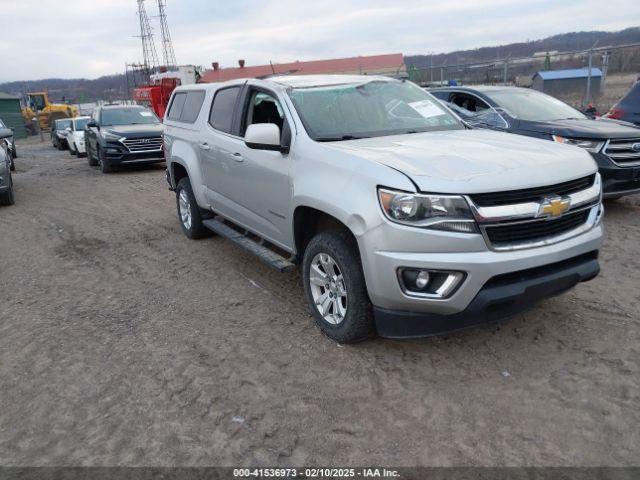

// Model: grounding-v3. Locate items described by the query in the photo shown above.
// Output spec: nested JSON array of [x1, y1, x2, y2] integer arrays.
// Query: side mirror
[[0, 128, 12, 139], [65, 127, 72, 132], [86, 120, 98, 129], [245, 123, 282, 152]]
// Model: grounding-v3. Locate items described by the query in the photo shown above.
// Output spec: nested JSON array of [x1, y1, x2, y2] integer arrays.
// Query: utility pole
[[157, 0, 177, 68], [136, 0, 159, 77], [585, 40, 599, 107], [430, 51, 434, 83]]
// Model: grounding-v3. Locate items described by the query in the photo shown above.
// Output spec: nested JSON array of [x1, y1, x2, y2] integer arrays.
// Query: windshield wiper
[[316, 135, 370, 142]]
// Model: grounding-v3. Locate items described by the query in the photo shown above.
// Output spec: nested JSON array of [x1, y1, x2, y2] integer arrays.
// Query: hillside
[[406, 27, 640, 68]]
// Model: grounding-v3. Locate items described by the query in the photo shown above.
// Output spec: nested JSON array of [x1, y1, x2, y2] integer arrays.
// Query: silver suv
[[163, 75, 603, 343]]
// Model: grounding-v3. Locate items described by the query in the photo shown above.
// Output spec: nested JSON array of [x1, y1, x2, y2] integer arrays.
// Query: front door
[[200, 86, 293, 248]]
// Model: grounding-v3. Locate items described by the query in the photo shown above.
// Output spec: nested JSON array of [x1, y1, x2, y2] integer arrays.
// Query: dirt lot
[[0, 137, 639, 467]]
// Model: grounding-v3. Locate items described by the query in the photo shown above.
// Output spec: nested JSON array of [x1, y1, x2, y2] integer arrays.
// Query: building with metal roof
[[532, 68, 602, 97], [0, 92, 27, 139], [199, 53, 406, 83]]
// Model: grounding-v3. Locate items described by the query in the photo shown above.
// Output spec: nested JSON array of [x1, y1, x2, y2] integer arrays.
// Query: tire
[[0, 172, 15, 206], [97, 146, 112, 173], [69, 143, 77, 156], [87, 143, 99, 166], [175, 177, 210, 239], [12, 147, 17, 159], [9, 152, 15, 171], [302, 230, 374, 343]]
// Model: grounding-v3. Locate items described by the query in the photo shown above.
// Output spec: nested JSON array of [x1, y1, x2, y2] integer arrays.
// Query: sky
[[0, 0, 638, 82]]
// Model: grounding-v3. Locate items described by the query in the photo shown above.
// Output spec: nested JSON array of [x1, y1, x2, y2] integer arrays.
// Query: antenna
[[157, 0, 177, 68], [136, 0, 159, 73]]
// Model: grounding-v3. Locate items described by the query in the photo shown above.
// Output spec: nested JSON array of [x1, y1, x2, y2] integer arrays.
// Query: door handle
[[232, 152, 244, 162], [199, 142, 211, 151]]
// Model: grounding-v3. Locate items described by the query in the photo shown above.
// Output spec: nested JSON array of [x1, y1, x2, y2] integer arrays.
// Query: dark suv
[[431, 86, 640, 199], [84, 105, 164, 173]]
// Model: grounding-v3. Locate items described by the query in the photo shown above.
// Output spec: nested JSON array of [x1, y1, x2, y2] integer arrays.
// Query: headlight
[[552, 136, 604, 153], [378, 188, 478, 233], [102, 131, 123, 141]]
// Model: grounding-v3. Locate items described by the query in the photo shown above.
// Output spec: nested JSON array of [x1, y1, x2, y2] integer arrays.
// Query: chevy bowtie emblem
[[537, 196, 571, 218], [631, 143, 640, 153]]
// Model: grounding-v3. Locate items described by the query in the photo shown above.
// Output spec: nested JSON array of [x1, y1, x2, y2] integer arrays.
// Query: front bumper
[[375, 251, 600, 338], [592, 152, 640, 198]]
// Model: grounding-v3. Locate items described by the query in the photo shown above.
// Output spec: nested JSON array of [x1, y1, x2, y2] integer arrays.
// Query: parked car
[[66, 116, 90, 156], [51, 118, 72, 150], [85, 105, 164, 173], [163, 75, 603, 343], [0, 128, 15, 206], [431, 86, 640, 199], [0, 118, 16, 169], [603, 80, 640, 126]]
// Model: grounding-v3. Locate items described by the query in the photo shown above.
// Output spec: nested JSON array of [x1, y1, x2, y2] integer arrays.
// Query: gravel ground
[[0, 138, 639, 467]]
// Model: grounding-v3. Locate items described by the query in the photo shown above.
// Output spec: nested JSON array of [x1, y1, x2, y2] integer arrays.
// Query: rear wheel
[[0, 171, 15, 206], [175, 177, 210, 239], [302, 230, 374, 343]]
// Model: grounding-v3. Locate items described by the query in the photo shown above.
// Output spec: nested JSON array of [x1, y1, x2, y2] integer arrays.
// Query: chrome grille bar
[[604, 138, 640, 166]]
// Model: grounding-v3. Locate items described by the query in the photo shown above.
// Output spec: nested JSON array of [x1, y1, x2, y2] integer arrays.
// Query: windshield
[[484, 89, 586, 122], [101, 108, 159, 126], [56, 119, 72, 130], [74, 118, 89, 130], [288, 80, 463, 141]]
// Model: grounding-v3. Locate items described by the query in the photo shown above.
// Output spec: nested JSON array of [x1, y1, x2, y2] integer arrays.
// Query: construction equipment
[[21, 92, 78, 131]]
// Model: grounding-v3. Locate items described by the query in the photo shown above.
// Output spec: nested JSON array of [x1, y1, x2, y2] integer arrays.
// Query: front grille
[[122, 137, 163, 152], [485, 209, 590, 245], [604, 138, 640, 165], [469, 175, 595, 207]]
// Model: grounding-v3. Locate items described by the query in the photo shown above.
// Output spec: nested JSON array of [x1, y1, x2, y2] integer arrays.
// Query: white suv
[[163, 75, 603, 343]]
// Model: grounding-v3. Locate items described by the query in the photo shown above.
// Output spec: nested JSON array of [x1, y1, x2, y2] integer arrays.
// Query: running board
[[203, 218, 295, 273]]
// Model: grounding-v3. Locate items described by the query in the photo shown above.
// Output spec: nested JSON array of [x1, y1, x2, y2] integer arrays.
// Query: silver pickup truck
[[163, 75, 603, 343]]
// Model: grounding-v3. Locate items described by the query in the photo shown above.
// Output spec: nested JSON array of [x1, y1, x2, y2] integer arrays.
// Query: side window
[[241, 90, 285, 137], [451, 93, 490, 113], [430, 91, 449, 101], [167, 92, 187, 121], [180, 91, 206, 123], [209, 86, 241, 134]]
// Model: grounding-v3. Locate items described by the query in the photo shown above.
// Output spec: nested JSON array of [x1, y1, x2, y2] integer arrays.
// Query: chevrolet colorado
[[163, 76, 603, 343]]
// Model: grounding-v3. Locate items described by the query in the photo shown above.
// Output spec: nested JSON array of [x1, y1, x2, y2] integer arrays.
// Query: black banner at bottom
[[0, 467, 639, 480]]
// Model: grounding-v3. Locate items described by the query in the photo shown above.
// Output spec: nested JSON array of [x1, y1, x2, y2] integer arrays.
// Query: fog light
[[415, 271, 430, 289], [107, 148, 119, 154], [398, 268, 465, 299]]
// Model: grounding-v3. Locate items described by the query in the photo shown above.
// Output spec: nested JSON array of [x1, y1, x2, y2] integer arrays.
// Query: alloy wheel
[[178, 189, 192, 230], [309, 252, 347, 325]]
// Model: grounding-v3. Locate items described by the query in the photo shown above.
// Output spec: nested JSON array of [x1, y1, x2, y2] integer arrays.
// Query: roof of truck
[[268, 74, 397, 88]]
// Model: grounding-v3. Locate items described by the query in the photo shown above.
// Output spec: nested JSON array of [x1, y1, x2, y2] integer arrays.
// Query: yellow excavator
[[22, 92, 78, 131]]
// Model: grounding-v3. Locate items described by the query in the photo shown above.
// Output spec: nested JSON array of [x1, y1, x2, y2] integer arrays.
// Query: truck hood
[[324, 129, 597, 194], [517, 117, 640, 139]]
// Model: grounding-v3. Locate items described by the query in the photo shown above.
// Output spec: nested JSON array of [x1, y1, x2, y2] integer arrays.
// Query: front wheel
[[97, 146, 112, 173], [175, 177, 210, 239], [87, 143, 98, 166], [302, 230, 374, 343], [69, 143, 77, 156]]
